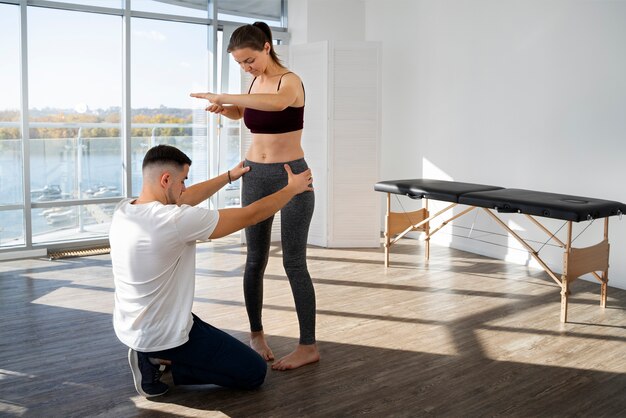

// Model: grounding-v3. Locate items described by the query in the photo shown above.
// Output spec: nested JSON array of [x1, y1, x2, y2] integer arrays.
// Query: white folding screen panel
[[329, 42, 381, 247], [290, 41, 381, 248]]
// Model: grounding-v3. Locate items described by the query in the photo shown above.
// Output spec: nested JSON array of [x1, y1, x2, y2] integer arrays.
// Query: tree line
[[0, 109, 195, 140]]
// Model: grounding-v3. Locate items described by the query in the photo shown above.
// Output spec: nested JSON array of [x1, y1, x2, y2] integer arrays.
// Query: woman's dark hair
[[227, 21, 284, 67], [142, 144, 192, 170]]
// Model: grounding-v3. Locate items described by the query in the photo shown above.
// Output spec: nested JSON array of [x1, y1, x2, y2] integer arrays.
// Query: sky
[[0, 2, 221, 112]]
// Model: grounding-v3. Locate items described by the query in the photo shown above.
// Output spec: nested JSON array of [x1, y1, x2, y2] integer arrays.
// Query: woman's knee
[[282, 258, 308, 276], [245, 256, 269, 276]]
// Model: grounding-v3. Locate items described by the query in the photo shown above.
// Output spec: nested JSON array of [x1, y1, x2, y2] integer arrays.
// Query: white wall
[[364, 0, 626, 289], [288, 0, 365, 44]]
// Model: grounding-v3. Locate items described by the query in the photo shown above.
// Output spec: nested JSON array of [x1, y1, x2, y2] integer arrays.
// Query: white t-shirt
[[109, 198, 219, 352]]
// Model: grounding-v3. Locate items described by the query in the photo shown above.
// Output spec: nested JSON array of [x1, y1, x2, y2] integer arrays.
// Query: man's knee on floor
[[241, 357, 267, 390]]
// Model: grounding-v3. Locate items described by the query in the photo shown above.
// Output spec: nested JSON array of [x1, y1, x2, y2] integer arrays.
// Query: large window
[[0, 0, 287, 254]]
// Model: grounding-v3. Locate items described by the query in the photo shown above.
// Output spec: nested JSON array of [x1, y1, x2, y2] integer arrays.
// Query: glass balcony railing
[[0, 119, 232, 248]]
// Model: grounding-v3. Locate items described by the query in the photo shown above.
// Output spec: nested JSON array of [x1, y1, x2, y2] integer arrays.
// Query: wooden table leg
[[561, 221, 573, 323], [560, 277, 569, 323], [424, 198, 430, 261], [601, 217, 609, 308], [385, 193, 390, 267]]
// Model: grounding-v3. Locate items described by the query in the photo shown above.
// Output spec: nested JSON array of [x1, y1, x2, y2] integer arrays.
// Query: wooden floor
[[1, 235, 626, 417]]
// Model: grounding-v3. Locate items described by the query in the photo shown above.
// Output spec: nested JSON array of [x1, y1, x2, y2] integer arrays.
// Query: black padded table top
[[374, 179, 503, 203], [375, 179, 626, 222], [459, 188, 626, 222]]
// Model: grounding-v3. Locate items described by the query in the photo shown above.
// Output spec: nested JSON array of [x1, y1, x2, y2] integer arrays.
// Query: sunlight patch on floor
[[475, 327, 626, 373], [0, 370, 31, 417], [314, 315, 460, 356], [31, 287, 113, 314], [0, 369, 36, 380], [0, 401, 27, 417], [132, 398, 229, 417]]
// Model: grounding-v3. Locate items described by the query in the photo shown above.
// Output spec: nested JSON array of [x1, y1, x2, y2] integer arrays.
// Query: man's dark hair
[[142, 144, 192, 171]]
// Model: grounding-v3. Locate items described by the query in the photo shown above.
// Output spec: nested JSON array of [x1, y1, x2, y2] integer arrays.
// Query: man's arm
[[210, 165, 313, 239], [178, 162, 249, 207]]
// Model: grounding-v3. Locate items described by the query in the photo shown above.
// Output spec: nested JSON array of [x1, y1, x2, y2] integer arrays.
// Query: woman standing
[[191, 22, 319, 370]]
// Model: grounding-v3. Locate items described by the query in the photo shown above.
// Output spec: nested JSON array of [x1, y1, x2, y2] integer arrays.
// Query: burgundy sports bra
[[243, 72, 305, 134]]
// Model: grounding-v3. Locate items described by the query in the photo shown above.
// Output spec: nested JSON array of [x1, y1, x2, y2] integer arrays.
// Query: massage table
[[374, 179, 626, 322]]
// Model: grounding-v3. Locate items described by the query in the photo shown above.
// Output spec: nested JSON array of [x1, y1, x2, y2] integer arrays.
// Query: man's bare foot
[[272, 344, 320, 371], [250, 331, 274, 361]]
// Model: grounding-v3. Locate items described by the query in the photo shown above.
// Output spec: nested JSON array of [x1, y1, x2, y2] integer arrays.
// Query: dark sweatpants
[[242, 158, 316, 345], [146, 314, 266, 389]]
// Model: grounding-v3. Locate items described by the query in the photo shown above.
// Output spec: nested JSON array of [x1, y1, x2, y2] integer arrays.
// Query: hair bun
[[252, 21, 272, 42]]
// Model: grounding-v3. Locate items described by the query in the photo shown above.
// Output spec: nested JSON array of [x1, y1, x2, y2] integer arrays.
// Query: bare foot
[[272, 344, 320, 371], [250, 331, 274, 361]]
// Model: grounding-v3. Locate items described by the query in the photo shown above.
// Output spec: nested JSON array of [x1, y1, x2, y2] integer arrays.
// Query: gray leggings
[[242, 158, 316, 345]]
